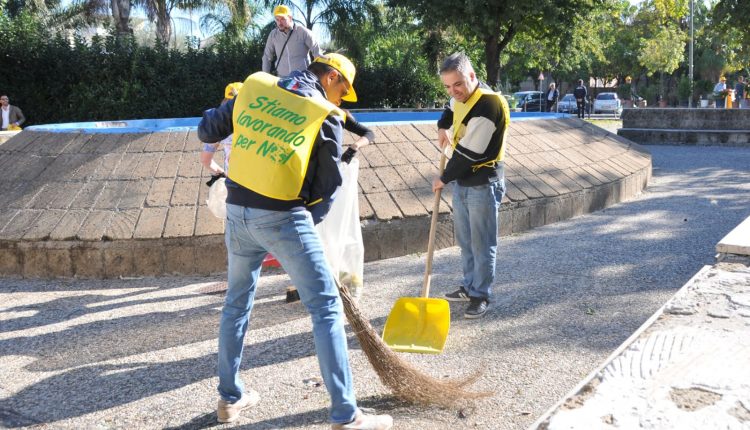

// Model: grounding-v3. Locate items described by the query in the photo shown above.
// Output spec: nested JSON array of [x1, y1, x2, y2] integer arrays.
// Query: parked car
[[557, 94, 577, 113], [593, 92, 622, 114], [556, 93, 591, 115], [513, 91, 545, 112]]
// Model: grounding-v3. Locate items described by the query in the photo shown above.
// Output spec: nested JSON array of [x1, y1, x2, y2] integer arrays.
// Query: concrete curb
[[0, 119, 651, 278]]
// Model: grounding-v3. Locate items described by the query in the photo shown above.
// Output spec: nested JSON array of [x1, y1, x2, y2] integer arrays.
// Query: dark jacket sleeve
[[344, 115, 375, 143], [437, 106, 453, 129], [12, 106, 25, 126], [197, 98, 235, 143], [307, 115, 344, 224]]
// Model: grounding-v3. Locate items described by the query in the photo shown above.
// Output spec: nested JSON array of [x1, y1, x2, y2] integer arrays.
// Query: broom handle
[[421, 149, 448, 298]]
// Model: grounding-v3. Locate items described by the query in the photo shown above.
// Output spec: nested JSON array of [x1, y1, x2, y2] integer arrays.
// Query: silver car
[[557, 94, 577, 113], [593, 92, 622, 114]]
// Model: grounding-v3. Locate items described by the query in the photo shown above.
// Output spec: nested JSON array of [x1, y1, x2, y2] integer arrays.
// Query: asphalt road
[[1, 143, 749, 429]]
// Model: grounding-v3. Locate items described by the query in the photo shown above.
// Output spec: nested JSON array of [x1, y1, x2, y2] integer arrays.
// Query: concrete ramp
[[0, 118, 650, 278]]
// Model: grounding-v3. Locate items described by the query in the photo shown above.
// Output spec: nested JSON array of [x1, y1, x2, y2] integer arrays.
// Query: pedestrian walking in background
[[545, 83, 559, 112]]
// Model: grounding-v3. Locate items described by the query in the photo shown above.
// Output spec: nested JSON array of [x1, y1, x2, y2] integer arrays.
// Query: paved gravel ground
[[2, 143, 750, 430]]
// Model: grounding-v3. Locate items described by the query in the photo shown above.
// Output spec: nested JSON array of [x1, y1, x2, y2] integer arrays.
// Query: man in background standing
[[714, 76, 727, 108], [573, 79, 587, 119], [0, 95, 25, 130], [262, 5, 323, 77], [735, 76, 746, 109]]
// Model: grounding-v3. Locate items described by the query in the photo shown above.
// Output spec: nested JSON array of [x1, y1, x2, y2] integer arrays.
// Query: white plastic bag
[[207, 177, 227, 219], [316, 158, 365, 299]]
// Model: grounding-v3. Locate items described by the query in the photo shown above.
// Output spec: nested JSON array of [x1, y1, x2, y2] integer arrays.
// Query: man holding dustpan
[[433, 52, 510, 319], [198, 54, 392, 429]]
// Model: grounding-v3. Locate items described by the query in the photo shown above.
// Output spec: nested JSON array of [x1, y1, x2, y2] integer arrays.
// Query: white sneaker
[[217, 389, 260, 423], [331, 410, 393, 430]]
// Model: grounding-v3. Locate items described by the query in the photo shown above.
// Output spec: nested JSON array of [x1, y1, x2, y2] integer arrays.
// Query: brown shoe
[[331, 410, 393, 430], [217, 389, 260, 423]]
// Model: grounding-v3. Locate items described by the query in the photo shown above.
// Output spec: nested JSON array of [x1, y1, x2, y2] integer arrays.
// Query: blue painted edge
[[26, 112, 572, 134]]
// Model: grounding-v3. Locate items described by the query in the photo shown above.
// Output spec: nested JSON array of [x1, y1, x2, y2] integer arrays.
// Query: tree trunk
[[484, 35, 500, 87], [110, 0, 132, 36], [423, 30, 443, 75], [483, 24, 516, 88], [156, 6, 171, 45]]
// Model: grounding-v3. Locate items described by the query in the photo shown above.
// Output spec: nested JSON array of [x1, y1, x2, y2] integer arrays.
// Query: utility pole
[[689, 0, 694, 108]]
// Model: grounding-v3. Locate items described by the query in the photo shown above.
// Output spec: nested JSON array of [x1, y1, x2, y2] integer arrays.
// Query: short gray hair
[[439, 52, 473, 75]]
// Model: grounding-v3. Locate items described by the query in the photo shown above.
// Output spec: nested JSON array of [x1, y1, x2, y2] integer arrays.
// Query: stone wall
[[0, 118, 652, 278], [619, 108, 750, 146]]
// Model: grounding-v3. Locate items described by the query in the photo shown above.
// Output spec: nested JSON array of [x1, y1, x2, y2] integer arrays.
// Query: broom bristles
[[339, 284, 493, 408]]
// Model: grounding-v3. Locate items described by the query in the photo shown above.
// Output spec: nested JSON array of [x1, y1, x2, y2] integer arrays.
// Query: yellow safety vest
[[451, 86, 510, 171], [228, 72, 344, 201]]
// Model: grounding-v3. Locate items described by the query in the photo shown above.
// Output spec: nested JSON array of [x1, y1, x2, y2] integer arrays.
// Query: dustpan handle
[[421, 149, 448, 298]]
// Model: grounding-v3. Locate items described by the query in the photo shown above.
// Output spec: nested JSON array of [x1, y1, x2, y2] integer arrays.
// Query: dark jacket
[[437, 83, 507, 187], [197, 70, 343, 223], [1, 105, 25, 129], [573, 85, 587, 100]]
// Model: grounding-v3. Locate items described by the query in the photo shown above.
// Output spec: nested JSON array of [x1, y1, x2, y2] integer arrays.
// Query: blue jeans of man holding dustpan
[[446, 179, 505, 316]]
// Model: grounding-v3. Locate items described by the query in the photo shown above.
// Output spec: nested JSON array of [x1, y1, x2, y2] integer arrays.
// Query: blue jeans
[[451, 178, 505, 301], [218, 203, 357, 424]]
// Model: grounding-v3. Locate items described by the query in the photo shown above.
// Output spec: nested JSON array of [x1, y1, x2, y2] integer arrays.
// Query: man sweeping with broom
[[198, 53, 393, 429]]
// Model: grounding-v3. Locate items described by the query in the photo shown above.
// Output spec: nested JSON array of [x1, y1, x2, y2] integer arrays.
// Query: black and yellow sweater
[[437, 86, 508, 187]]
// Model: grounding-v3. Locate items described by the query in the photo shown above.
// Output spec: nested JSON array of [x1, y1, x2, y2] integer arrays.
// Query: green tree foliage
[[638, 26, 685, 77], [650, 0, 688, 24], [339, 5, 444, 107], [0, 13, 264, 123], [0, 9, 439, 125], [199, 0, 261, 42], [388, 0, 606, 87], [588, 1, 640, 85], [638, 25, 685, 96], [712, 0, 750, 72]]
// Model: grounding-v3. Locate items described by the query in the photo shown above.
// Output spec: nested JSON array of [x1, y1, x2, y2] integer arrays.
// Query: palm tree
[[110, 0, 132, 35], [4, 0, 112, 34], [200, 0, 261, 41], [134, 0, 204, 44]]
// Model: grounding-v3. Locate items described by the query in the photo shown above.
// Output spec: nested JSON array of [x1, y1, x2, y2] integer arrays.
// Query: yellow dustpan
[[383, 151, 450, 354]]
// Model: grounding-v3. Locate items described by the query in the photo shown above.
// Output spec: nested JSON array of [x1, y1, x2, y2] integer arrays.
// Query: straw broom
[[337, 280, 492, 407], [333, 148, 492, 407]]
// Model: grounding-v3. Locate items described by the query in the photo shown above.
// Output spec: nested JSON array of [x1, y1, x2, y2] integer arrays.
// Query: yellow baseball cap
[[313, 53, 358, 102], [225, 82, 243, 99], [274, 5, 291, 16]]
